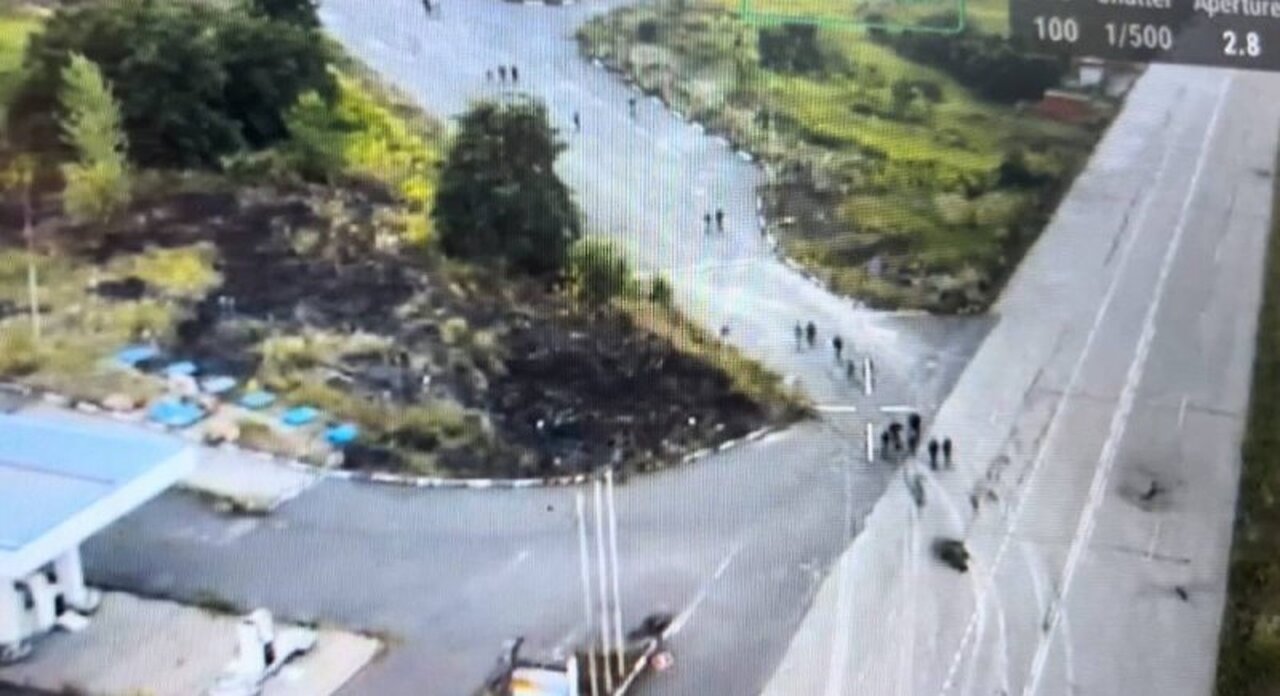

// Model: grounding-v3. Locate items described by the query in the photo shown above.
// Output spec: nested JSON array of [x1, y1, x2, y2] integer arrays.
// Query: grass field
[[1216, 151, 1280, 696], [579, 0, 1107, 311]]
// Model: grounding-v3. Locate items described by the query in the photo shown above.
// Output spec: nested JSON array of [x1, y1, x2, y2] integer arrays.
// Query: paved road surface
[[78, 2, 989, 695], [764, 65, 1280, 696]]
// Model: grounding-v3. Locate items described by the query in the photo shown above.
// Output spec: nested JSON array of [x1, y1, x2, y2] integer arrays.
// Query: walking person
[[511, 65, 519, 83], [422, 0, 432, 15], [832, 334, 844, 363], [703, 212, 713, 235], [794, 322, 804, 351], [846, 359, 856, 382], [498, 65, 507, 83], [486, 69, 494, 83], [573, 111, 581, 133], [927, 438, 940, 471], [805, 321, 816, 349], [907, 412, 922, 436], [880, 430, 891, 461], [907, 429, 920, 456], [628, 97, 637, 119], [715, 207, 725, 233], [942, 438, 953, 469]]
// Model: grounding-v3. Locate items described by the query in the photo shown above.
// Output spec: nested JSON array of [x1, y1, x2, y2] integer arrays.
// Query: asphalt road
[[764, 65, 1280, 696], [77, 1, 991, 695]]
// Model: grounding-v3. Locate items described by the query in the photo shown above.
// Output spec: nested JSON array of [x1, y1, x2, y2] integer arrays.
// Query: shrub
[[758, 25, 825, 74], [57, 53, 130, 225], [0, 326, 39, 376], [648, 275, 673, 307], [567, 237, 632, 306]]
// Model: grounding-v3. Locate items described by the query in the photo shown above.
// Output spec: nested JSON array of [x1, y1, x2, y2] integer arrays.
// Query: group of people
[[702, 208, 726, 235], [792, 321, 863, 383], [879, 412, 954, 472], [485, 65, 521, 85]]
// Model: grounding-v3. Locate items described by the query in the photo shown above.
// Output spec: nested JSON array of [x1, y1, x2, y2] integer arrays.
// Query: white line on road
[[863, 357, 874, 396], [1023, 75, 1234, 696], [879, 405, 918, 414], [815, 405, 859, 413], [866, 422, 876, 463], [938, 73, 1228, 696], [665, 542, 744, 640]]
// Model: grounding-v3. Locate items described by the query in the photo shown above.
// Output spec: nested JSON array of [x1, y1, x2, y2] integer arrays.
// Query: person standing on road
[[907, 429, 920, 456], [832, 334, 844, 363], [498, 65, 507, 83], [715, 207, 725, 233], [805, 321, 817, 349], [880, 430, 891, 461], [511, 65, 519, 84], [628, 97, 638, 119], [908, 412, 922, 435], [927, 438, 940, 470], [794, 322, 803, 351], [486, 69, 494, 83], [422, 0, 432, 15], [845, 359, 855, 382], [573, 111, 581, 133], [942, 438, 953, 468], [703, 212, 713, 235]]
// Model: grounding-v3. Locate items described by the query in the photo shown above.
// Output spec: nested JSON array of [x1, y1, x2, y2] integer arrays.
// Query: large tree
[[433, 98, 580, 274], [248, 0, 320, 27], [58, 53, 131, 224], [11, 0, 333, 167]]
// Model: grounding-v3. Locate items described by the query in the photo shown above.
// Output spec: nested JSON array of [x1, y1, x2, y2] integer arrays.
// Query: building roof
[[0, 413, 195, 579]]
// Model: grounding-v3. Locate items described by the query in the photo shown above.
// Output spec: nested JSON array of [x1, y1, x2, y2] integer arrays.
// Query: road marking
[[664, 542, 743, 639], [938, 73, 1229, 696], [1178, 394, 1189, 429], [863, 357, 874, 396], [1023, 75, 1233, 696], [866, 422, 876, 463], [815, 405, 859, 413], [879, 405, 918, 414]]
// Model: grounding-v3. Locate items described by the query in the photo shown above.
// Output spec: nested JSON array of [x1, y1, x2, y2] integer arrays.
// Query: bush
[[0, 326, 39, 376], [758, 25, 825, 74], [877, 16, 1067, 103], [567, 237, 632, 306], [127, 245, 219, 299], [648, 275, 673, 306]]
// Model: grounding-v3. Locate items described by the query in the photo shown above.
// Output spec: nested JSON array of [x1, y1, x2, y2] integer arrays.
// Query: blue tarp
[[325, 423, 359, 446], [200, 376, 237, 395], [164, 361, 198, 378], [239, 391, 276, 410], [147, 399, 207, 429], [281, 406, 320, 427], [115, 344, 159, 367]]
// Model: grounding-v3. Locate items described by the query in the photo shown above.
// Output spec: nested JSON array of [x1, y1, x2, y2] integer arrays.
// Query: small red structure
[[1034, 90, 1095, 124]]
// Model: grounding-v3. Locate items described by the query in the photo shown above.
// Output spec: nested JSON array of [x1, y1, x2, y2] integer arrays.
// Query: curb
[[3, 390, 784, 495]]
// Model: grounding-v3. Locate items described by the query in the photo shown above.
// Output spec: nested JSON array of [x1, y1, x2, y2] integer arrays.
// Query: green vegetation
[[0, 6, 38, 118], [1217, 154, 1280, 695], [567, 237, 632, 306], [57, 53, 131, 224], [578, 0, 1107, 311], [284, 71, 444, 224], [249, 0, 319, 27], [433, 97, 581, 274], [12, 0, 334, 166]]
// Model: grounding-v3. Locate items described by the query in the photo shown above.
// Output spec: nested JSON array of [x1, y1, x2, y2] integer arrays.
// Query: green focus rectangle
[[740, 0, 968, 34]]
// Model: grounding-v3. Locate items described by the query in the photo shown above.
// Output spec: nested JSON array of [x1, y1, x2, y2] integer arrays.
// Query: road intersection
[[76, 2, 1280, 695]]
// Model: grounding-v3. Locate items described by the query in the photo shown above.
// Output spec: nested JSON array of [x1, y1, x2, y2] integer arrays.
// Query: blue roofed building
[[0, 413, 194, 663]]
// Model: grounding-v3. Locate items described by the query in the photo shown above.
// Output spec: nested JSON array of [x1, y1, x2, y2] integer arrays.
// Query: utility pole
[[5, 157, 39, 341], [576, 491, 601, 696], [593, 477, 615, 692], [605, 468, 626, 678]]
